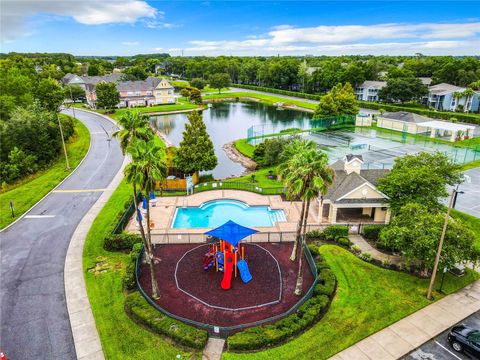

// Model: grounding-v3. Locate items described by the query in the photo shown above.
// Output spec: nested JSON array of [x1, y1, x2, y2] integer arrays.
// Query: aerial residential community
[[1, 1, 480, 360]]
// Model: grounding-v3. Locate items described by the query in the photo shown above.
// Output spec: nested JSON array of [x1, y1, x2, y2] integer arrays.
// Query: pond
[[150, 101, 312, 179]]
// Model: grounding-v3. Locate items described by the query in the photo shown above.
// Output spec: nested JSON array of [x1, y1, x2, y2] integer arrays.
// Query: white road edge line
[[434, 340, 463, 360], [24, 215, 56, 219]]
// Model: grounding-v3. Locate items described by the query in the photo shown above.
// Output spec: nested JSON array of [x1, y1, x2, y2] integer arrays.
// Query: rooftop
[[417, 120, 475, 132], [358, 80, 387, 89], [429, 83, 465, 95], [380, 111, 432, 124]]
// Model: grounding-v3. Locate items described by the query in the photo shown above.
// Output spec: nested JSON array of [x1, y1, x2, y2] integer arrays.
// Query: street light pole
[[426, 186, 457, 300], [68, 85, 76, 120], [57, 112, 70, 170]]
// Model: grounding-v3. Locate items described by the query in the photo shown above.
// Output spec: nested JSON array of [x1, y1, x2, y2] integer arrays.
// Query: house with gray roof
[[426, 83, 479, 112], [62, 73, 176, 108], [318, 155, 391, 224], [376, 111, 432, 134], [355, 81, 387, 101]]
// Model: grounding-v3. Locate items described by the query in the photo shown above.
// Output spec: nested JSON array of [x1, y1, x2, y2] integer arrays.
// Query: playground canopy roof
[[205, 220, 258, 246]]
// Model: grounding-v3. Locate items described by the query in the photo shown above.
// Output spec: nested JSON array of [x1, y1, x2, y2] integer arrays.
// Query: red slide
[[221, 252, 235, 290]]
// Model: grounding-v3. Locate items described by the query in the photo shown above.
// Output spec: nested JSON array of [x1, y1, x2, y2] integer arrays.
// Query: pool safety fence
[[134, 235, 319, 335]]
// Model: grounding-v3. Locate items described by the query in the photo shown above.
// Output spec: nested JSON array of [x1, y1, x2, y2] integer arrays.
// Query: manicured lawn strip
[[234, 138, 255, 158], [203, 92, 317, 111], [451, 209, 480, 251], [223, 245, 478, 359], [83, 180, 194, 359], [0, 117, 90, 229], [459, 160, 480, 170], [224, 167, 283, 188]]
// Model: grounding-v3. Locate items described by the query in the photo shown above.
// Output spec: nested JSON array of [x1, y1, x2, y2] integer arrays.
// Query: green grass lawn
[[83, 180, 196, 359], [203, 92, 317, 111], [224, 167, 283, 188], [234, 138, 255, 158], [223, 245, 478, 360], [452, 209, 480, 251], [0, 117, 90, 229]]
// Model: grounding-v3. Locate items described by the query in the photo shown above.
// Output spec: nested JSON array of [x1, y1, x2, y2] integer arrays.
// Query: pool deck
[[126, 190, 321, 243]]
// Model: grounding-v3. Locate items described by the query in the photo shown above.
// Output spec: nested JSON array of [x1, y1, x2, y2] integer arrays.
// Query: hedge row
[[227, 245, 335, 351], [358, 100, 480, 124], [361, 224, 385, 242], [234, 84, 322, 101], [306, 225, 350, 245], [123, 243, 142, 290], [125, 291, 208, 349], [104, 232, 142, 251]]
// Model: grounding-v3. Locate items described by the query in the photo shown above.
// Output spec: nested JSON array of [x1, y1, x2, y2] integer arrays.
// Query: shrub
[[306, 229, 324, 240], [307, 243, 319, 256], [336, 237, 352, 247], [123, 243, 142, 290], [125, 291, 208, 349], [359, 252, 373, 262], [381, 258, 392, 268], [351, 244, 361, 254], [104, 232, 142, 251], [228, 294, 330, 350], [323, 225, 348, 241], [361, 225, 385, 242]]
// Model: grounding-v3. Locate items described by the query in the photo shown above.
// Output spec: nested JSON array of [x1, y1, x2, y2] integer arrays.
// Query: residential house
[[355, 81, 387, 101], [426, 83, 479, 112], [61, 73, 177, 108], [318, 155, 391, 224]]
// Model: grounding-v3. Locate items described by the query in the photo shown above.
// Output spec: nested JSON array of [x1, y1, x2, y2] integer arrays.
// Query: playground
[[137, 221, 315, 333]]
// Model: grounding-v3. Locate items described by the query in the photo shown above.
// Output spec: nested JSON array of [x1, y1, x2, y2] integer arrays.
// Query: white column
[[329, 205, 337, 224], [430, 128, 436, 138], [450, 131, 456, 142], [317, 199, 323, 223]]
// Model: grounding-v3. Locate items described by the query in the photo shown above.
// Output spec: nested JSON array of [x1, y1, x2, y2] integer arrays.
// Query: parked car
[[447, 325, 480, 358]]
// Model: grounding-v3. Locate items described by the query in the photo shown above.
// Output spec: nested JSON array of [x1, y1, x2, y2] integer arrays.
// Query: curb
[[64, 155, 129, 360], [0, 110, 94, 233]]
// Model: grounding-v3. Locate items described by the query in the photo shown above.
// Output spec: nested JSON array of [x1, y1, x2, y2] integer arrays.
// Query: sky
[[1, 1, 480, 56]]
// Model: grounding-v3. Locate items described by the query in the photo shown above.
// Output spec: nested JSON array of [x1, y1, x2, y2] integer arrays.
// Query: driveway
[[0, 109, 123, 359], [452, 167, 480, 218], [404, 311, 480, 360]]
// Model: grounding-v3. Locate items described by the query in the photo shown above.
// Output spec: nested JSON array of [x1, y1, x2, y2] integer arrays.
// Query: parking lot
[[404, 311, 480, 360]]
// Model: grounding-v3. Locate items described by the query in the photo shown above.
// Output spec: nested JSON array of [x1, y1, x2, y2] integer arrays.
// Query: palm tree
[[278, 139, 317, 261], [113, 110, 154, 154], [283, 145, 335, 296], [462, 88, 475, 112], [128, 140, 167, 299]]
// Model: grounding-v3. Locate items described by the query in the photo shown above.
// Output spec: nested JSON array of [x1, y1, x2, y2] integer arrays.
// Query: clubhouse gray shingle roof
[[358, 80, 387, 89], [429, 83, 465, 95], [325, 159, 389, 203]]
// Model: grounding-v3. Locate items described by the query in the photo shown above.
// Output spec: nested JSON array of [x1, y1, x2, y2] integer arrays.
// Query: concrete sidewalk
[[349, 235, 401, 265], [329, 280, 480, 360]]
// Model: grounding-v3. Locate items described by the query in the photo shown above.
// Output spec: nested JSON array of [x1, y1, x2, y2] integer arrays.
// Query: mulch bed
[[138, 242, 314, 329]]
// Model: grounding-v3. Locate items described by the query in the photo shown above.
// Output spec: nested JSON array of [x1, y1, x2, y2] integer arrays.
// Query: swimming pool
[[171, 199, 287, 228]]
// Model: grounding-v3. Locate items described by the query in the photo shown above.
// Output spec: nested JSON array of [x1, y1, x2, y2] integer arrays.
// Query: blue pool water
[[171, 199, 287, 228]]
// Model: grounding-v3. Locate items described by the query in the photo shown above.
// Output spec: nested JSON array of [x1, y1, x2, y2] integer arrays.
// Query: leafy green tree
[[95, 82, 120, 110], [379, 203, 479, 276], [87, 64, 100, 76], [378, 152, 462, 214], [209, 73, 231, 93], [64, 84, 85, 102], [122, 66, 148, 80], [180, 87, 202, 104], [174, 111, 217, 174], [113, 110, 154, 154], [469, 80, 480, 90], [190, 78, 207, 90], [313, 82, 358, 118], [36, 78, 65, 112], [379, 77, 428, 103]]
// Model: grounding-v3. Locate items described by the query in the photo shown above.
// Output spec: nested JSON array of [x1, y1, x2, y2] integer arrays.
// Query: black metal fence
[[135, 238, 318, 335], [112, 192, 142, 235]]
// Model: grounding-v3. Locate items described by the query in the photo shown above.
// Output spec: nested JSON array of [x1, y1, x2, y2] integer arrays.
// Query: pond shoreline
[[222, 141, 257, 175]]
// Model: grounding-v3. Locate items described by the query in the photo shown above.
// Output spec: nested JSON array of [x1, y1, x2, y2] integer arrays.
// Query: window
[[168, 90, 172, 95], [135, 91, 141, 96], [127, 91, 133, 96], [146, 91, 152, 95], [156, 91, 161, 96]]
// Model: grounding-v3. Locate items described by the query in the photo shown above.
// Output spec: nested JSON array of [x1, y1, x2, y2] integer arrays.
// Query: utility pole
[[57, 112, 70, 170], [426, 186, 456, 300]]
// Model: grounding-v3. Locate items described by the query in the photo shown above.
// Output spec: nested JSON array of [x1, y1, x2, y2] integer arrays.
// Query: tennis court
[[306, 128, 480, 169]]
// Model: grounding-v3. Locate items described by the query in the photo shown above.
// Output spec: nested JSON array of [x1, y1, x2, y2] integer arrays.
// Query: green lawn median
[[0, 117, 90, 229], [223, 245, 478, 359]]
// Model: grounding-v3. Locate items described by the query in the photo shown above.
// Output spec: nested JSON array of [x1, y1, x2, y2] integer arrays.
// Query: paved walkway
[[349, 235, 401, 264], [203, 337, 225, 360], [329, 280, 480, 360]]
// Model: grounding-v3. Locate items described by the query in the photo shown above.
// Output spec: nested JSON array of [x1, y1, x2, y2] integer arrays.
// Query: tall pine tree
[[174, 111, 217, 174]]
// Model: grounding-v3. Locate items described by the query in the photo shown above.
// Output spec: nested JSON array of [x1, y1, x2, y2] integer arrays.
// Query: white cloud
[[122, 41, 140, 46], [1, 0, 158, 42], [182, 22, 480, 55]]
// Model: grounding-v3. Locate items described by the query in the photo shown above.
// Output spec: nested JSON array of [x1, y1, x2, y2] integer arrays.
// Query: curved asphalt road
[[0, 109, 123, 359]]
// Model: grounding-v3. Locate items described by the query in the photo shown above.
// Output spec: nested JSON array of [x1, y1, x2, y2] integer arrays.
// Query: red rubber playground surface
[[138, 243, 315, 328]]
